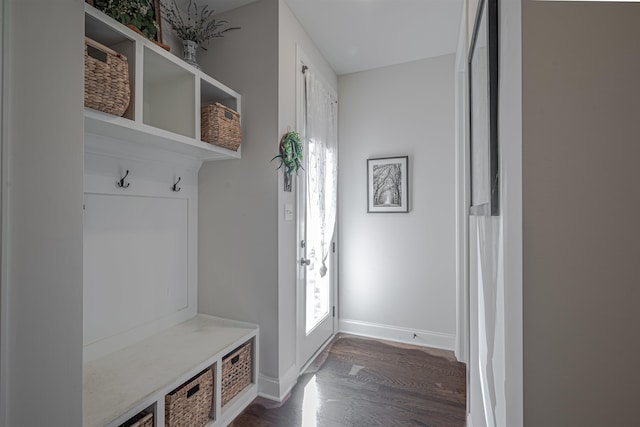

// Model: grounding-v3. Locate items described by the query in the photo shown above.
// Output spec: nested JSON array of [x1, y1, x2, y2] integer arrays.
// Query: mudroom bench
[[83, 315, 258, 427]]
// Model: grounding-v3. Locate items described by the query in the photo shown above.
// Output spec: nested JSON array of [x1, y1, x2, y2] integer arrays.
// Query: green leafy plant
[[272, 131, 303, 175], [95, 0, 159, 40], [162, 0, 240, 46]]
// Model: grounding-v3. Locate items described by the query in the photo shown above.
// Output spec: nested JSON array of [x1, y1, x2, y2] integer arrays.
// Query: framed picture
[[367, 156, 409, 213], [468, 0, 499, 216]]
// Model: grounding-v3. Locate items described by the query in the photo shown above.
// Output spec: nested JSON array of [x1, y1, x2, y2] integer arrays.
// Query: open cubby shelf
[[84, 3, 242, 162]]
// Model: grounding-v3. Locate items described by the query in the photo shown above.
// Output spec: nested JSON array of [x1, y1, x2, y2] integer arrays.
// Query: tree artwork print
[[372, 163, 402, 207]]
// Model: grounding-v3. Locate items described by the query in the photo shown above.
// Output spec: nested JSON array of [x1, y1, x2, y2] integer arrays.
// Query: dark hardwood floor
[[230, 334, 466, 427]]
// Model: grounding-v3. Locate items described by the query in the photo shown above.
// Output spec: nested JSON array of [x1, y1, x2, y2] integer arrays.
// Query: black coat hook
[[172, 177, 181, 192], [117, 170, 130, 188]]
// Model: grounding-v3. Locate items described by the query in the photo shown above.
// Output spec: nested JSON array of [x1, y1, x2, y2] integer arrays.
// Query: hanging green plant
[[272, 131, 303, 175]]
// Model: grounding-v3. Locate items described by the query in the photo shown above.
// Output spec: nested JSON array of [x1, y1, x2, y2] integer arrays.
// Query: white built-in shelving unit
[[84, 3, 241, 161], [83, 4, 256, 427]]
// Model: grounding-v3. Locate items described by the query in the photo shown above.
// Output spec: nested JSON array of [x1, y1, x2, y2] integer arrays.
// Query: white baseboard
[[339, 319, 455, 351], [257, 363, 299, 402], [257, 374, 279, 401]]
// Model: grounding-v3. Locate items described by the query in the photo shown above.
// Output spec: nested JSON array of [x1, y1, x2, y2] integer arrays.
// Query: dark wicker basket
[[201, 103, 242, 151], [221, 341, 252, 406], [120, 411, 152, 427], [165, 369, 213, 427], [84, 36, 130, 116]]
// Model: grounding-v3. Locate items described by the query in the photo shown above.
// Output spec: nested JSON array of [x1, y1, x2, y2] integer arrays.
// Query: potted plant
[[94, 0, 160, 41], [162, 0, 240, 69]]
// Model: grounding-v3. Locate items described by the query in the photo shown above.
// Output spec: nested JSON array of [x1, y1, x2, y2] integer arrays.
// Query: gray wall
[[2, 0, 84, 425], [338, 56, 457, 347], [198, 0, 337, 395], [523, 2, 640, 425], [197, 0, 280, 380]]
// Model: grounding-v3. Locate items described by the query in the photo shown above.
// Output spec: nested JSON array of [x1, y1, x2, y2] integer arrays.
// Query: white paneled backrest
[[84, 194, 188, 344], [83, 133, 201, 362]]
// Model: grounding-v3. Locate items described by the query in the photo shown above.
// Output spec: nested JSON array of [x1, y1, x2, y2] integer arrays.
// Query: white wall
[[197, 0, 280, 381], [499, 1, 523, 425], [277, 0, 337, 395], [454, 0, 469, 366], [1, 0, 84, 425], [522, 2, 640, 425], [338, 56, 457, 350]]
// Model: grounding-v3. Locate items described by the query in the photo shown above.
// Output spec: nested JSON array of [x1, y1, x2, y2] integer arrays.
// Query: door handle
[[300, 257, 311, 266]]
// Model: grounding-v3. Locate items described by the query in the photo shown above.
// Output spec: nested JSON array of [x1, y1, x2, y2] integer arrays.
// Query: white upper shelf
[[85, 109, 240, 161], [84, 3, 242, 162]]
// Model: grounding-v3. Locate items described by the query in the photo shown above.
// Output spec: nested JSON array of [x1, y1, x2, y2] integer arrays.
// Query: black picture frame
[[367, 156, 409, 213], [151, 0, 164, 44], [468, 0, 499, 216]]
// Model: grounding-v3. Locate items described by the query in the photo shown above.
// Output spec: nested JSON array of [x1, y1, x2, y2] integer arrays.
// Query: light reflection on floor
[[301, 375, 319, 427], [230, 335, 466, 426]]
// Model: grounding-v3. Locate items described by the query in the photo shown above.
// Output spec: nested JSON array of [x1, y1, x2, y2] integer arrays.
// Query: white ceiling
[[284, 0, 464, 75], [207, 0, 463, 76]]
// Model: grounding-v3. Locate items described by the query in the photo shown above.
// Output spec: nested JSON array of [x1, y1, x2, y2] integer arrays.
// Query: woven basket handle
[[215, 103, 238, 121], [84, 36, 126, 61], [186, 384, 200, 398]]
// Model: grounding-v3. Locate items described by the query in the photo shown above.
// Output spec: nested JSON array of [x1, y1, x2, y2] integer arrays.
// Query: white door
[[297, 166, 335, 367], [297, 62, 338, 368]]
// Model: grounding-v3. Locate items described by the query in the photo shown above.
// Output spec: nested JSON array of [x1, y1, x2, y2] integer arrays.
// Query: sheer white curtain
[[304, 68, 337, 278]]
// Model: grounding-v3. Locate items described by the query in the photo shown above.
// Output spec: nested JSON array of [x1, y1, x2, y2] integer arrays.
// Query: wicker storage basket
[[120, 411, 152, 427], [201, 103, 242, 151], [84, 36, 130, 116], [165, 369, 213, 427], [221, 340, 253, 407]]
